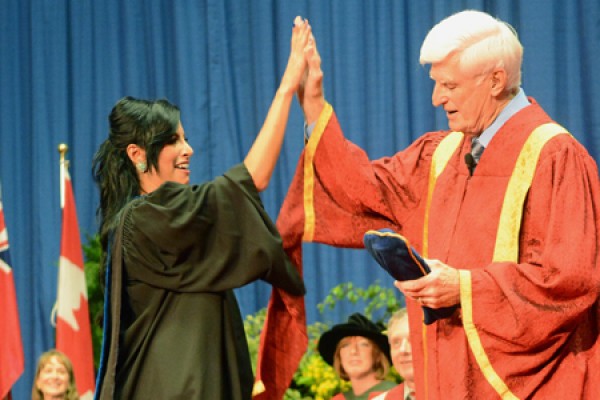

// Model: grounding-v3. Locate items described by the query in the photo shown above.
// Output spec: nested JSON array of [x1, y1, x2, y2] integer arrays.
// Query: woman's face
[[142, 122, 194, 192], [338, 336, 376, 380], [155, 123, 194, 185], [36, 356, 70, 398]]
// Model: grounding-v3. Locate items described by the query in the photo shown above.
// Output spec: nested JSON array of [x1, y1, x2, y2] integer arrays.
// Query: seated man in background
[[373, 309, 415, 400]]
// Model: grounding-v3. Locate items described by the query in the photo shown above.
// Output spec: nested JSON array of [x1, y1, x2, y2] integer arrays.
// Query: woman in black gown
[[93, 18, 311, 400]]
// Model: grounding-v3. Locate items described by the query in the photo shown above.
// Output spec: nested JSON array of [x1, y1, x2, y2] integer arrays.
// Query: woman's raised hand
[[279, 16, 311, 95]]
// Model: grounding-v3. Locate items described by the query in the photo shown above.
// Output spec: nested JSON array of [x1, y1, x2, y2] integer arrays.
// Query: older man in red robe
[[277, 10, 600, 399]]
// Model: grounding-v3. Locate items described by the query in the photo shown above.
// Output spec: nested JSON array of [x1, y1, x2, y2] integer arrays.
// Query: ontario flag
[[0, 186, 24, 400], [56, 166, 95, 400]]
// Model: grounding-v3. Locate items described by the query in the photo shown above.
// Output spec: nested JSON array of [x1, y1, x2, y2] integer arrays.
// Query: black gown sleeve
[[122, 163, 305, 295]]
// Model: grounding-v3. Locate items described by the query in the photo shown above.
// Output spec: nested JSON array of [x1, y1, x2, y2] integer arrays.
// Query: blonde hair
[[420, 10, 523, 93], [32, 349, 80, 400], [332, 337, 391, 381], [387, 308, 408, 331]]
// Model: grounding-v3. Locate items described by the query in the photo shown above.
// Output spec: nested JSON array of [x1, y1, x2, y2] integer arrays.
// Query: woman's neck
[[44, 394, 66, 400], [350, 375, 381, 396]]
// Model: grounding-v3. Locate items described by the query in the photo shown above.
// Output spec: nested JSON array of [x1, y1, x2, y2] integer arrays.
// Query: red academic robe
[[384, 383, 406, 399], [278, 99, 600, 399]]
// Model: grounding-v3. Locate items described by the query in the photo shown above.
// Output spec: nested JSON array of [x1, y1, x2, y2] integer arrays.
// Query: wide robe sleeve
[[255, 103, 454, 399], [279, 102, 447, 249], [256, 104, 448, 400], [123, 163, 305, 295], [464, 136, 600, 397], [95, 164, 305, 400]]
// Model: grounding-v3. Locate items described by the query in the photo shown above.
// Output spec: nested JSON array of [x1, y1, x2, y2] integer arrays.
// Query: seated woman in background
[[31, 349, 79, 400], [318, 313, 396, 400]]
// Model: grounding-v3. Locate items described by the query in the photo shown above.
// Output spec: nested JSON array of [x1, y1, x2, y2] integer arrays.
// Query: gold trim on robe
[[494, 123, 568, 262], [423, 131, 464, 257], [303, 102, 333, 242], [421, 131, 463, 400], [458, 123, 568, 399]]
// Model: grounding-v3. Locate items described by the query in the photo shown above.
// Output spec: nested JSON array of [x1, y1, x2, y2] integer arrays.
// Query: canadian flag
[[0, 187, 24, 399], [56, 166, 95, 400]]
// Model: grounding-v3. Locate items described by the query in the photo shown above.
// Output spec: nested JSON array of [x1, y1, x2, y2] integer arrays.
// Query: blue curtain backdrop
[[1, 0, 599, 397]]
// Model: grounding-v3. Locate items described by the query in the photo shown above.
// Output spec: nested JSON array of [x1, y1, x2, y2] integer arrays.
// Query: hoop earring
[[136, 162, 147, 172]]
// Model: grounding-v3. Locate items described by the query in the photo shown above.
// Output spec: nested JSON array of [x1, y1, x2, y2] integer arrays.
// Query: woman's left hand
[[279, 16, 311, 95]]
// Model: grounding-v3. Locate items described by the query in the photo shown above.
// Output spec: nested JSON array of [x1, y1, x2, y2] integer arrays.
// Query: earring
[[136, 161, 147, 172]]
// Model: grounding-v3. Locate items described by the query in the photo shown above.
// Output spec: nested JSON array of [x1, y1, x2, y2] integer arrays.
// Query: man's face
[[429, 56, 498, 136], [388, 315, 413, 386]]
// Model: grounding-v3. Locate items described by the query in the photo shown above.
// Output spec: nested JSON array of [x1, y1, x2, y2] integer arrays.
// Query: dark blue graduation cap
[[363, 228, 457, 325]]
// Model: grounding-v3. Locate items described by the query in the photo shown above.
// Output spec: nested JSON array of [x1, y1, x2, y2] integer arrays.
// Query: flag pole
[[55, 143, 96, 399], [50, 143, 69, 328], [52, 143, 69, 326], [58, 143, 68, 209]]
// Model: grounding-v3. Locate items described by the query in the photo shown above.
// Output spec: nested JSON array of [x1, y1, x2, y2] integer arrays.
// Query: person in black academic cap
[[318, 313, 396, 400]]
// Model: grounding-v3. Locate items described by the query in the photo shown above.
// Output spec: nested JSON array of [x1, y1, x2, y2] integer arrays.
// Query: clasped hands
[[396, 258, 461, 309], [291, 16, 325, 124]]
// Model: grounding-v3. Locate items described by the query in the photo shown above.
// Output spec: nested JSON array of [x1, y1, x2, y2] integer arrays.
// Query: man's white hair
[[420, 10, 523, 91]]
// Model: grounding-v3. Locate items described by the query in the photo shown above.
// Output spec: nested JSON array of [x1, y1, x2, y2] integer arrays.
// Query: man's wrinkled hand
[[394, 259, 460, 309]]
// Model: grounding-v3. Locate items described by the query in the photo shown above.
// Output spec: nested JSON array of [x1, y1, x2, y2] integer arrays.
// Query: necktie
[[471, 137, 485, 165]]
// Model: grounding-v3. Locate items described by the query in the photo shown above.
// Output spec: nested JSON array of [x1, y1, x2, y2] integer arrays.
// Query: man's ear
[[490, 69, 507, 96], [126, 144, 146, 164]]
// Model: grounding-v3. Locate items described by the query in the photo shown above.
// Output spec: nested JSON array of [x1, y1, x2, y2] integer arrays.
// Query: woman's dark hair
[[92, 96, 180, 268]]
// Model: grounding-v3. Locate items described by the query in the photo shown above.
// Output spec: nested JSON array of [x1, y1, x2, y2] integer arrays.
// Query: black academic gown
[[96, 164, 305, 400]]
